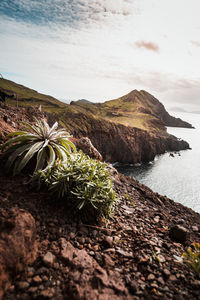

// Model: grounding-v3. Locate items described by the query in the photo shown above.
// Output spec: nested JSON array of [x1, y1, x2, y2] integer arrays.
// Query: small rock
[[157, 277, 165, 285], [42, 252, 55, 266], [102, 236, 113, 248], [163, 268, 170, 277], [169, 275, 177, 282], [17, 281, 30, 289], [192, 280, 200, 288], [9, 285, 15, 292], [28, 287, 38, 293], [103, 254, 115, 267], [42, 276, 49, 282], [147, 274, 155, 281], [169, 225, 189, 243], [154, 216, 160, 223], [151, 282, 159, 289], [93, 245, 99, 251], [192, 226, 199, 232], [69, 232, 76, 239], [53, 262, 60, 269], [157, 254, 166, 263], [33, 275, 42, 284], [176, 219, 185, 225], [116, 249, 133, 258], [92, 230, 98, 237], [129, 280, 138, 294]]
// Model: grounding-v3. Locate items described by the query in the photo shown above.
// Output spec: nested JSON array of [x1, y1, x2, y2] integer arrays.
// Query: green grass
[[0, 78, 66, 109], [0, 78, 166, 134]]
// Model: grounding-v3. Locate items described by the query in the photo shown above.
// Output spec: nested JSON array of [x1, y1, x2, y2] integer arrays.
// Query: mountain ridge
[[0, 78, 191, 164], [71, 89, 194, 130]]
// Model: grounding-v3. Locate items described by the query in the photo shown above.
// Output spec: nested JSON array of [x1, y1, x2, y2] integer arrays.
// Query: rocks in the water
[[0, 209, 38, 299], [169, 225, 189, 243]]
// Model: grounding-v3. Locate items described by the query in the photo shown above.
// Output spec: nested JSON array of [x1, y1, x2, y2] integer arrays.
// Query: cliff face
[[48, 111, 190, 164], [139, 90, 194, 128]]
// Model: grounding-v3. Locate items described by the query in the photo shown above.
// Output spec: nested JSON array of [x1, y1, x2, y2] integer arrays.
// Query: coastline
[[0, 103, 199, 299]]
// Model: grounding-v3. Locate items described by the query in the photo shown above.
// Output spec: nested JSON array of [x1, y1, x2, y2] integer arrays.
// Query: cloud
[[135, 40, 159, 52], [191, 41, 200, 47], [0, 0, 135, 27]]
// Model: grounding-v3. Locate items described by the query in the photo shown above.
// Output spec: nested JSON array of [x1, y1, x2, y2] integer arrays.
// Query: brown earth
[[0, 102, 200, 299], [0, 169, 200, 299]]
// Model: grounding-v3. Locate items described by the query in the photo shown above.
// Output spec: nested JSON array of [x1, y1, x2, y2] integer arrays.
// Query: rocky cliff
[[0, 78, 191, 164], [48, 110, 190, 164]]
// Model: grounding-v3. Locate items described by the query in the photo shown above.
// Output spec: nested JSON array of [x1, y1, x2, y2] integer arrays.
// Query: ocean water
[[117, 112, 200, 214]]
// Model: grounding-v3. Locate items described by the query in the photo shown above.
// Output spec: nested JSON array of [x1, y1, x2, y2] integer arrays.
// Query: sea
[[116, 112, 200, 214]]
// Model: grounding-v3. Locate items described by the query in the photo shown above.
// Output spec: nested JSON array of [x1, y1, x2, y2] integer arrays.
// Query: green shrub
[[182, 242, 200, 277], [34, 150, 116, 218], [1, 118, 76, 175]]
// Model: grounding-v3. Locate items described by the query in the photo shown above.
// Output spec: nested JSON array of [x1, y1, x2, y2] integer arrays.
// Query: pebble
[[163, 269, 171, 277], [157, 277, 165, 285], [28, 287, 38, 293], [147, 274, 155, 281], [116, 249, 133, 258], [33, 275, 43, 284], [169, 275, 177, 282], [169, 225, 189, 243], [191, 226, 199, 232], [43, 251, 55, 266], [103, 236, 113, 248], [17, 281, 30, 290]]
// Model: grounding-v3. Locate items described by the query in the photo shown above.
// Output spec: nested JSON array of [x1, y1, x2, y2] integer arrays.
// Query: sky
[[0, 0, 200, 111]]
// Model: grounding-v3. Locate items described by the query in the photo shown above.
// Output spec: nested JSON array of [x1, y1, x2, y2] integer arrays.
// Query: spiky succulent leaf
[[1, 118, 76, 174]]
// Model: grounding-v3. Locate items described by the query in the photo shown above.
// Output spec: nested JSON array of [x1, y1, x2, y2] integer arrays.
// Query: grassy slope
[[0, 78, 166, 133], [71, 90, 166, 132]]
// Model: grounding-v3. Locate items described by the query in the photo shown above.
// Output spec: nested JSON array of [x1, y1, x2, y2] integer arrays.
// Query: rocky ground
[[0, 102, 200, 299], [0, 169, 200, 300]]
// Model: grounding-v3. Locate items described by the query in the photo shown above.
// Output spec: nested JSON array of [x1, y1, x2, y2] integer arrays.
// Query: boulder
[[75, 137, 103, 161]]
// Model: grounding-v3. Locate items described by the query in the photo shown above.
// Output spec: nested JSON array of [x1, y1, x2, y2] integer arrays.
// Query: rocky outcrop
[[51, 111, 190, 164], [74, 137, 103, 161], [0, 209, 38, 299], [139, 90, 194, 128]]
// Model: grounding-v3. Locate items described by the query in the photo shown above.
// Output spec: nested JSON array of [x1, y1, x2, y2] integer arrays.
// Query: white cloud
[[0, 0, 200, 111]]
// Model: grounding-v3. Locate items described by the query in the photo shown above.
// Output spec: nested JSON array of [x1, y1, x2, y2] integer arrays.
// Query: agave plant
[[1, 118, 76, 175]]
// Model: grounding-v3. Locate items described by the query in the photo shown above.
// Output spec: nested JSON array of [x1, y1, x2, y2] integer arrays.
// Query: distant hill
[[71, 89, 194, 131], [72, 99, 94, 104]]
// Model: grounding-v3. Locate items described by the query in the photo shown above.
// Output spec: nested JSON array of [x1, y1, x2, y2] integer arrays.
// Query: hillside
[[0, 78, 191, 164], [71, 90, 193, 131]]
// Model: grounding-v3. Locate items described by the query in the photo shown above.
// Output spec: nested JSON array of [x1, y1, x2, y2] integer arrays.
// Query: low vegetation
[[1, 118, 116, 219], [182, 242, 200, 277], [34, 151, 116, 218]]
